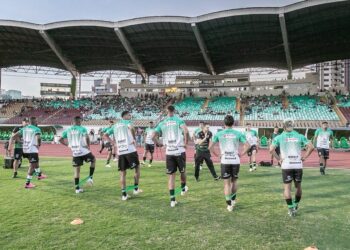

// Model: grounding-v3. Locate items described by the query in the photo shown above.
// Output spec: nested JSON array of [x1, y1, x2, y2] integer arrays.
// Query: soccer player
[[11, 118, 28, 178], [104, 111, 141, 201], [59, 116, 95, 194], [192, 121, 204, 169], [270, 126, 281, 166], [194, 123, 220, 181], [152, 105, 189, 208], [244, 123, 259, 172], [270, 119, 314, 217], [100, 120, 115, 168], [9, 117, 46, 189], [314, 121, 333, 175], [142, 121, 155, 167], [209, 115, 249, 212]]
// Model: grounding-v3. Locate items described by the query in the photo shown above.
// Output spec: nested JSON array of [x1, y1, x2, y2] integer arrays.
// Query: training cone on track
[[70, 218, 84, 225], [304, 246, 318, 250]]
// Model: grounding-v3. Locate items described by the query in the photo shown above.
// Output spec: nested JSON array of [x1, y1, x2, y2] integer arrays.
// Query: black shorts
[[221, 164, 240, 179], [23, 153, 39, 163], [317, 148, 329, 160], [247, 145, 257, 156], [118, 151, 140, 171], [14, 148, 23, 160], [104, 142, 113, 151], [72, 153, 96, 167], [282, 169, 303, 184], [144, 143, 155, 153], [275, 146, 281, 156], [166, 154, 186, 174]]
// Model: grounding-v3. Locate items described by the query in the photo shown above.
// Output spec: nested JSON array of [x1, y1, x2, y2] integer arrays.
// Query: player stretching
[[11, 118, 28, 178], [194, 123, 220, 181], [152, 105, 189, 208], [314, 121, 333, 175], [100, 120, 115, 168], [270, 126, 281, 167], [209, 115, 248, 212], [9, 117, 46, 188], [270, 119, 314, 217], [59, 116, 95, 194], [142, 121, 156, 167], [104, 111, 141, 201], [245, 123, 259, 172], [192, 121, 204, 169]]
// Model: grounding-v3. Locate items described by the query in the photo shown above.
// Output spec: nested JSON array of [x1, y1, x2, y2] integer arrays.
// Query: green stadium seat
[[260, 136, 268, 147]]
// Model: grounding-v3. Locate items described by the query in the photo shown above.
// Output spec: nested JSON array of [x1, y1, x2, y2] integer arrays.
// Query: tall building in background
[[40, 83, 71, 99], [344, 59, 350, 92], [317, 60, 346, 90], [6, 90, 22, 99]]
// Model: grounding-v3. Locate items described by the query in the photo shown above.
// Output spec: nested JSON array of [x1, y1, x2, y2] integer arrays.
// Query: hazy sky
[[0, 0, 301, 96]]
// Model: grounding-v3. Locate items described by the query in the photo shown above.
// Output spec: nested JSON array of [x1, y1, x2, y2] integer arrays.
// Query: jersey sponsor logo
[[285, 138, 299, 142], [223, 134, 236, 139]]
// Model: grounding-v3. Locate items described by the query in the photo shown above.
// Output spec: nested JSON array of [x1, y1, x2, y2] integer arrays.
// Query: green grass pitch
[[0, 158, 350, 250]]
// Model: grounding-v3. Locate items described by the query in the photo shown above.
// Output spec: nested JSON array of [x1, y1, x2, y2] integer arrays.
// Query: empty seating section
[[339, 107, 350, 122], [244, 95, 339, 121], [174, 97, 239, 121], [205, 97, 238, 120], [173, 97, 205, 120]]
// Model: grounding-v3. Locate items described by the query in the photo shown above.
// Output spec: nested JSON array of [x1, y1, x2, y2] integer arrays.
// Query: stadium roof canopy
[[0, 0, 350, 78]]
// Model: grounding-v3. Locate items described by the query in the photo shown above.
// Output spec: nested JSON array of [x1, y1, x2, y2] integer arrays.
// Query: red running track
[[2, 144, 349, 169]]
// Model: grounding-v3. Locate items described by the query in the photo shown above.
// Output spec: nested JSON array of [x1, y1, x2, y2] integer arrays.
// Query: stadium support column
[[279, 13, 293, 80], [0, 68, 1, 91], [191, 23, 216, 75], [114, 27, 148, 82], [71, 76, 77, 99]]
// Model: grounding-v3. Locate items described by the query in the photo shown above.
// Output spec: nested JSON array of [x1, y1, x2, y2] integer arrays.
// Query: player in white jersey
[[270, 119, 314, 217], [152, 105, 189, 208], [104, 111, 141, 201], [209, 115, 249, 212], [313, 121, 334, 175], [9, 117, 46, 189], [244, 123, 259, 172], [59, 116, 96, 193], [142, 121, 156, 167]]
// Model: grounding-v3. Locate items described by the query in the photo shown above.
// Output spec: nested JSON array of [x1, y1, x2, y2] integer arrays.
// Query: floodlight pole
[[114, 27, 148, 82], [191, 23, 216, 75], [279, 13, 293, 80]]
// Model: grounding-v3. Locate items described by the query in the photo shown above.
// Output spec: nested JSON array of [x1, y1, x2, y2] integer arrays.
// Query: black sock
[[320, 163, 324, 168], [170, 189, 175, 201], [13, 172, 17, 177], [106, 160, 110, 164], [150, 159, 153, 164], [89, 167, 95, 178], [231, 193, 237, 201], [134, 182, 139, 191], [112, 154, 116, 158], [181, 182, 186, 191], [225, 195, 232, 205], [295, 195, 301, 204], [143, 157, 146, 161], [122, 188, 126, 197], [249, 163, 253, 169], [285, 198, 293, 208], [253, 161, 256, 167], [75, 178, 79, 190]]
